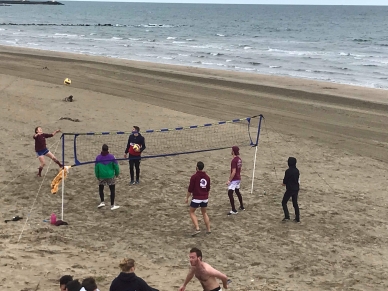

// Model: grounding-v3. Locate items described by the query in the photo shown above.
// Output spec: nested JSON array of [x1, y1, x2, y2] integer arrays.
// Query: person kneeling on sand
[[109, 258, 159, 291]]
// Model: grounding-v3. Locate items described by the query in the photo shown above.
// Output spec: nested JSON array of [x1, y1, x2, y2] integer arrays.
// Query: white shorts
[[228, 180, 240, 190]]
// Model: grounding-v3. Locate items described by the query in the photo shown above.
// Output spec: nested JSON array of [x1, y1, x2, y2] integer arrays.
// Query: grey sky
[[77, 0, 387, 4]]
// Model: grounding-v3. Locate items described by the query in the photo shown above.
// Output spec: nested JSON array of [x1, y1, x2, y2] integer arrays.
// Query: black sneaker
[[293, 219, 300, 223], [239, 206, 245, 211], [282, 218, 290, 222]]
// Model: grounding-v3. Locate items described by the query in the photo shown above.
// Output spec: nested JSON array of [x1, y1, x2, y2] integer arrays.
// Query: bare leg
[[37, 156, 45, 176], [46, 151, 63, 168], [189, 207, 199, 231], [201, 207, 211, 232]]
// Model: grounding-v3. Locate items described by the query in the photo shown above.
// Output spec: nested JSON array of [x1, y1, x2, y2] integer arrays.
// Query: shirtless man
[[179, 247, 229, 291]]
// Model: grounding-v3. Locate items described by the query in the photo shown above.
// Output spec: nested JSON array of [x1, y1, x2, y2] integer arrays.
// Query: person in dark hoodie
[[281, 157, 300, 223], [95, 144, 120, 210], [124, 126, 146, 185], [185, 161, 211, 236], [109, 258, 159, 291]]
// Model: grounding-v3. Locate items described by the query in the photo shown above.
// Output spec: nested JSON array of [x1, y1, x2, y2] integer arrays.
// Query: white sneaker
[[227, 210, 238, 215], [98, 202, 105, 208], [111, 205, 120, 210]]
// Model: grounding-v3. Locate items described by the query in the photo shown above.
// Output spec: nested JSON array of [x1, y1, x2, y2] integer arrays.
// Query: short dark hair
[[66, 280, 82, 291], [82, 277, 97, 291], [190, 247, 202, 260], [102, 144, 109, 151], [133, 126, 140, 132], [197, 161, 204, 171], [34, 126, 40, 133], [59, 275, 73, 286]]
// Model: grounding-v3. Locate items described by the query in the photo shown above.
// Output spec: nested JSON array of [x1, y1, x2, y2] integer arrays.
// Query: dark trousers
[[282, 190, 300, 221], [99, 185, 115, 206], [129, 156, 141, 181]]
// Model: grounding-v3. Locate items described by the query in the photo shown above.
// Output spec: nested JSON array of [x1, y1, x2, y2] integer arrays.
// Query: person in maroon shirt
[[185, 161, 211, 236], [33, 126, 63, 177], [226, 146, 245, 215]]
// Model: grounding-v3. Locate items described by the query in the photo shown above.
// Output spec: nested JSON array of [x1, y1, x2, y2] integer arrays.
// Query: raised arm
[[179, 267, 195, 291], [52, 129, 61, 136]]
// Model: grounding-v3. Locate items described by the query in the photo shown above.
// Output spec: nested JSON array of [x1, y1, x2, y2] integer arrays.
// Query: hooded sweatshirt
[[282, 157, 299, 191], [188, 171, 211, 200], [109, 272, 159, 291], [95, 151, 120, 179]]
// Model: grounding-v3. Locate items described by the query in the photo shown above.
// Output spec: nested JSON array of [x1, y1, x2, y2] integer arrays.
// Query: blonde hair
[[119, 258, 135, 272]]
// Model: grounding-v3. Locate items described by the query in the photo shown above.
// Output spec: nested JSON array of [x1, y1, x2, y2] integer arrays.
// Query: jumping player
[[33, 126, 62, 177], [185, 161, 211, 236], [226, 146, 245, 215], [179, 247, 229, 291], [124, 126, 146, 185]]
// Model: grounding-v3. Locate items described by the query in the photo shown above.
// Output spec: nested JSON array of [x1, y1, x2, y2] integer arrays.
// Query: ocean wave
[[54, 33, 79, 37], [0, 22, 176, 28], [142, 23, 174, 28], [268, 48, 326, 56]]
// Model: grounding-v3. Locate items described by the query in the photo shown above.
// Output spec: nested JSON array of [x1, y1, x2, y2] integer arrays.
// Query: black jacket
[[283, 157, 300, 191], [125, 133, 146, 154], [109, 272, 159, 291]]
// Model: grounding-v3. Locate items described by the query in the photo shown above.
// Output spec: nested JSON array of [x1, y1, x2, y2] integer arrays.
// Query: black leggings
[[228, 189, 244, 212], [129, 158, 141, 181], [99, 185, 115, 206], [282, 190, 299, 220]]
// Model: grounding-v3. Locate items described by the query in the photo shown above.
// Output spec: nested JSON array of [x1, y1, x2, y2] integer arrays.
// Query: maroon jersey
[[231, 156, 242, 181], [188, 171, 210, 200], [33, 133, 53, 152]]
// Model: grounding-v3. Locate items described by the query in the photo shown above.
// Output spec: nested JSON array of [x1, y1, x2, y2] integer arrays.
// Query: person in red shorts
[[33, 126, 62, 177], [226, 146, 245, 215], [185, 161, 211, 236]]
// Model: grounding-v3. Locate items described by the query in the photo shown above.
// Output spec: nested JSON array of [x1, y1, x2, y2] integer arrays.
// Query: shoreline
[[0, 41, 387, 291], [1, 44, 388, 107]]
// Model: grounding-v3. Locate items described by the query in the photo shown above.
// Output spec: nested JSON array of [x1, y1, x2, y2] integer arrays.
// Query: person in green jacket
[[95, 144, 120, 210]]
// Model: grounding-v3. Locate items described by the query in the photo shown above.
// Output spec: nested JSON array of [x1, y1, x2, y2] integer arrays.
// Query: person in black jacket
[[281, 157, 300, 223], [124, 126, 146, 185], [109, 258, 159, 291]]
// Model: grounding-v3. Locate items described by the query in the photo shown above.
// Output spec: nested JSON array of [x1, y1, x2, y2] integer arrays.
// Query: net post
[[250, 115, 264, 195], [61, 134, 65, 221]]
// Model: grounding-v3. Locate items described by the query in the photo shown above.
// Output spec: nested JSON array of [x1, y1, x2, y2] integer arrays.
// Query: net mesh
[[62, 115, 262, 166]]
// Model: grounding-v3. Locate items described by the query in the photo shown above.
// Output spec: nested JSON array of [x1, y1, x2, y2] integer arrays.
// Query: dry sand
[[0, 45, 387, 291]]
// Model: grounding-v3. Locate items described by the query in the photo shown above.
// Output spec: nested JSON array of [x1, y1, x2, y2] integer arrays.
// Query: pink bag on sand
[[50, 213, 57, 225]]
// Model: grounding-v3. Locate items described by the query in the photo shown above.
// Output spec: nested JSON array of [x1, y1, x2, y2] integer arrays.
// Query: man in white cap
[[226, 146, 245, 215]]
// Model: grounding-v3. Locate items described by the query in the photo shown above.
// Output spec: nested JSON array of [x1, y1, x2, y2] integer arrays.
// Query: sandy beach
[[0, 45, 387, 291]]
